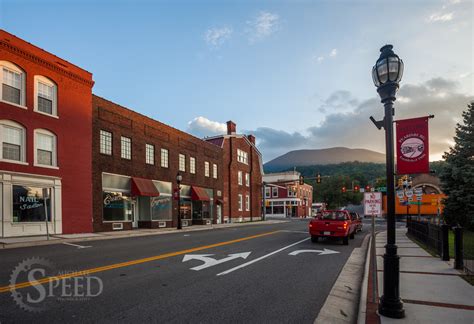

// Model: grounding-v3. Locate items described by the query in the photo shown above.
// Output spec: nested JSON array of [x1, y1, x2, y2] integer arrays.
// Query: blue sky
[[1, 0, 472, 162]]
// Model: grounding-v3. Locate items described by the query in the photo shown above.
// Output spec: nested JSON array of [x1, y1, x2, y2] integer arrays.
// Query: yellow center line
[[0, 230, 280, 293]]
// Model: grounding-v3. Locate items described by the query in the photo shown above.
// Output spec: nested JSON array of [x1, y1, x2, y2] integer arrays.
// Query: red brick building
[[263, 171, 313, 218], [0, 30, 94, 237], [206, 121, 263, 222], [92, 95, 224, 231]]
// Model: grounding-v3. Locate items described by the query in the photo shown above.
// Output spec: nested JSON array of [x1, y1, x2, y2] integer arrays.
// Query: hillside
[[264, 147, 386, 172]]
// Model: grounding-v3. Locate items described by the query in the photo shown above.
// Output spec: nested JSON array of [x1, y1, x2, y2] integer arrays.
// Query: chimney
[[226, 120, 236, 135], [247, 134, 255, 144]]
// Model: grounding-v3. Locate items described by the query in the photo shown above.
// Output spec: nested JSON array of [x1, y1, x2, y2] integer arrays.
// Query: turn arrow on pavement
[[182, 252, 252, 271], [288, 249, 339, 256]]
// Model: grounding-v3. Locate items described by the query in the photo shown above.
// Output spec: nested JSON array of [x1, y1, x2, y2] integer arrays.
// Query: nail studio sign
[[18, 196, 43, 210]]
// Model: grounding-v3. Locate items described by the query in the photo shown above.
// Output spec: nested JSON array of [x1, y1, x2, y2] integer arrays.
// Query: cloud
[[316, 56, 324, 63], [187, 116, 227, 138], [329, 48, 338, 57], [250, 77, 473, 162], [247, 11, 280, 42], [204, 27, 233, 48], [428, 12, 454, 22]]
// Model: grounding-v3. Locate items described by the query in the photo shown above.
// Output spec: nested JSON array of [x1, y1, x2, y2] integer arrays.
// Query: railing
[[407, 219, 443, 257], [454, 226, 474, 275]]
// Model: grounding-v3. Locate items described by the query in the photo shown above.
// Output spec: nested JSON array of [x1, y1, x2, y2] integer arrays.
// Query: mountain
[[264, 147, 386, 172]]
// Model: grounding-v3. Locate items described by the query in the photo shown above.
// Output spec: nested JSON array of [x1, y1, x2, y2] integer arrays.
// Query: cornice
[[0, 40, 94, 87]]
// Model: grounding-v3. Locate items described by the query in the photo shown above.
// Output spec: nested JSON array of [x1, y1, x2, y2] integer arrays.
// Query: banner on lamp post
[[396, 116, 430, 174]]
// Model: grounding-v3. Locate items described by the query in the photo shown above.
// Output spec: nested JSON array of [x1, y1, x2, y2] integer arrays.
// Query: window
[[161, 148, 169, 168], [151, 196, 172, 220], [35, 129, 57, 167], [272, 187, 278, 198], [190, 157, 196, 174], [146, 144, 154, 165], [179, 154, 186, 172], [265, 187, 271, 198], [238, 171, 243, 185], [12, 186, 51, 222], [213, 164, 217, 179], [121, 136, 131, 160], [245, 173, 250, 187], [204, 161, 210, 177], [245, 195, 250, 211], [103, 191, 132, 221], [237, 149, 248, 164], [1, 61, 25, 107], [0, 120, 26, 163], [288, 187, 297, 197], [100, 130, 112, 155], [34, 76, 57, 116], [238, 194, 243, 211]]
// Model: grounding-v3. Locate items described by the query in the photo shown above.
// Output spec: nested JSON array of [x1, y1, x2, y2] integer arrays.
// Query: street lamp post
[[371, 44, 405, 318], [176, 172, 183, 230]]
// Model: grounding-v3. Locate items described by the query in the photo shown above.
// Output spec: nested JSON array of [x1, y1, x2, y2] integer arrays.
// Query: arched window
[[0, 61, 26, 107], [34, 129, 57, 167], [0, 120, 26, 163], [34, 75, 57, 116]]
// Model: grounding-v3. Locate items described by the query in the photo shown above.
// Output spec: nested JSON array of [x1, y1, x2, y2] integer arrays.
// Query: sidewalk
[[363, 228, 474, 323], [0, 219, 288, 249]]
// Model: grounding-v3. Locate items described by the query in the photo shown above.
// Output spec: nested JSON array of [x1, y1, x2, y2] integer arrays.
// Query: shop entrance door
[[131, 200, 138, 228], [216, 204, 222, 224]]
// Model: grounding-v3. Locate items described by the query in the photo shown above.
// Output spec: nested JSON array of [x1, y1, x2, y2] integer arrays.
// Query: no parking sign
[[364, 192, 382, 216]]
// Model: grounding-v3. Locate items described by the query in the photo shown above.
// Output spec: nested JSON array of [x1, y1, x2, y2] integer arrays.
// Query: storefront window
[[103, 191, 132, 221], [151, 196, 172, 221], [12, 185, 51, 222], [273, 206, 284, 214], [180, 198, 192, 219]]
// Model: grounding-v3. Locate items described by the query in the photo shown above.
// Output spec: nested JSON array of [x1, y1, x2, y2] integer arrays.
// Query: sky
[[1, 0, 472, 162]]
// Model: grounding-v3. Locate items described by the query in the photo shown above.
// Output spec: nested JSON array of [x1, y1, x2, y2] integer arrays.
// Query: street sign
[[376, 187, 387, 192], [364, 192, 382, 216], [360, 188, 365, 193], [396, 190, 404, 199], [414, 188, 423, 196], [405, 189, 414, 198], [416, 196, 422, 201]]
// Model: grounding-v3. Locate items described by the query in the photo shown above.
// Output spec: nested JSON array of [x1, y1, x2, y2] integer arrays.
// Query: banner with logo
[[396, 116, 430, 174]]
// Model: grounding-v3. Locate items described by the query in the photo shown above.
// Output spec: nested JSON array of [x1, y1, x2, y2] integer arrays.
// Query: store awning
[[131, 177, 160, 197], [191, 186, 210, 201]]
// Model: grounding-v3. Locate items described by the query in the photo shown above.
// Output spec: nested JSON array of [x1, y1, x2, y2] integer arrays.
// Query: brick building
[[92, 95, 224, 231], [206, 121, 263, 222], [0, 30, 94, 237], [263, 171, 313, 218]]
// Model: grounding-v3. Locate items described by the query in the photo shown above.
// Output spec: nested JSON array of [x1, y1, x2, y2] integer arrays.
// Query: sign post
[[364, 192, 382, 303]]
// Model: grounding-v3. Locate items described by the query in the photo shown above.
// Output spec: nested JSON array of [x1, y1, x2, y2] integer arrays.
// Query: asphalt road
[[0, 219, 370, 323]]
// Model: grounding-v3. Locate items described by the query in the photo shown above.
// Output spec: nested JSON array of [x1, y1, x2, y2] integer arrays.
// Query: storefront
[[101, 173, 172, 230], [0, 171, 62, 237]]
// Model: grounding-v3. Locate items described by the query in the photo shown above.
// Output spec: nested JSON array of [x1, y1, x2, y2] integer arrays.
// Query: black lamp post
[[371, 44, 405, 319], [176, 172, 183, 230]]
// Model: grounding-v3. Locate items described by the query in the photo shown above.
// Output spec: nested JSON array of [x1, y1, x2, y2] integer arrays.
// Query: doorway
[[216, 204, 222, 224], [131, 200, 138, 228]]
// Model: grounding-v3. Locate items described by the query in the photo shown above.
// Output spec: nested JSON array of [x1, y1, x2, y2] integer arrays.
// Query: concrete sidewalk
[[363, 228, 474, 323], [0, 219, 289, 249]]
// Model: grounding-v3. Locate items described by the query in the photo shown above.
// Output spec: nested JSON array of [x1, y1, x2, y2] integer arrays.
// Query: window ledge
[[33, 109, 59, 119], [0, 100, 27, 110], [34, 163, 59, 170], [0, 159, 28, 166]]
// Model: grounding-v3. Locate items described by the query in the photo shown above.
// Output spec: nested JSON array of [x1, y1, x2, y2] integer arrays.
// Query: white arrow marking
[[62, 242, 92, 249], [183, 252, 251, 271], [289, 249, 339, 256]]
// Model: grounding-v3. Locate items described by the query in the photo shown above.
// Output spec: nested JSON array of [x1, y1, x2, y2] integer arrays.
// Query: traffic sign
[[364, 192, 382, 216], [396, 190, 404, 199], [406, 189, 414, 198], [360, 188, 365, 193], [376, 187, 387, 192]]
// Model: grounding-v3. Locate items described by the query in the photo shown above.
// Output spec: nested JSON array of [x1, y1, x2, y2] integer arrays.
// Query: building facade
[[263, 171, 313, 218], [92, 95, 224, 231], [0, 30, 94, 237], [206, 121, 263, 222]]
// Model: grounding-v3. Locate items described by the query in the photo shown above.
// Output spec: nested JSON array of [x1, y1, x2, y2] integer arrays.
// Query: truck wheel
[[311, 235, 319, 243], [343, 236, 349, 245], [350, 232, 355, 239]]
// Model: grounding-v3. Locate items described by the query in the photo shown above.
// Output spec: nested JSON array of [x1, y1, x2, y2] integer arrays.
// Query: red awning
[[131, 177, 160, 197], [191, 186, 210, 201]]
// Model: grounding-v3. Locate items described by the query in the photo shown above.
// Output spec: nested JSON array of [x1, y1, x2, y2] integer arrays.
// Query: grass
[[448, 229, 474, 259]]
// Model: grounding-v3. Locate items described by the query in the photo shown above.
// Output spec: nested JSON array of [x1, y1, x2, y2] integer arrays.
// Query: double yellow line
[[0, 230, 279, 293]]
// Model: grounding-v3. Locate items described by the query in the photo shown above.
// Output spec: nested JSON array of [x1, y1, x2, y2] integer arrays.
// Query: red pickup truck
[[308, 210, 356, 245]]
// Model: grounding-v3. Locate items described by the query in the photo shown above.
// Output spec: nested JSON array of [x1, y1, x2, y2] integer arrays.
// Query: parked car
[[350, 212, 363, 232], [308, 210, 357, 245]]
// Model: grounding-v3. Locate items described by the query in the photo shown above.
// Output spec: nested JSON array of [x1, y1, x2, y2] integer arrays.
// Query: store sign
[[18, 195, 44, 210], [364, 192, 382, 216], [103, 193, 123, 207], [396, 116, 430, 174]]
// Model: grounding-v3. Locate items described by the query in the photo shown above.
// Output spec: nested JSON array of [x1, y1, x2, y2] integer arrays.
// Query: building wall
[[0, 30, 94, 236], [92, 95, 224, 231], [264, 181, 313, 218]]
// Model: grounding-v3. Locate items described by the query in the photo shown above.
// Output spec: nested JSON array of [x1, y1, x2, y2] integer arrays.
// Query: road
[[0, 219, 372, 323]]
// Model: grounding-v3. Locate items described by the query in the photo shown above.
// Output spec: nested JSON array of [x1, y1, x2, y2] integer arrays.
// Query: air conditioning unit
[[112, 223, 123, 230], [182, 220, 189, 227], [206, 220, 211, 225], [158, 221, 166, 228]]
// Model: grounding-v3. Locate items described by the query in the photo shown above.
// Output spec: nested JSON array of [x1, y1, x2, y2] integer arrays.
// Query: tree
[[440, 102, 474, 229]]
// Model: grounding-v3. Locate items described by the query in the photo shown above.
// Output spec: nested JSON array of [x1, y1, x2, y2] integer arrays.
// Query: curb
[[357, 234, 372, 324], [314, 234, 370, 324], [0, 220, 289, 250]]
